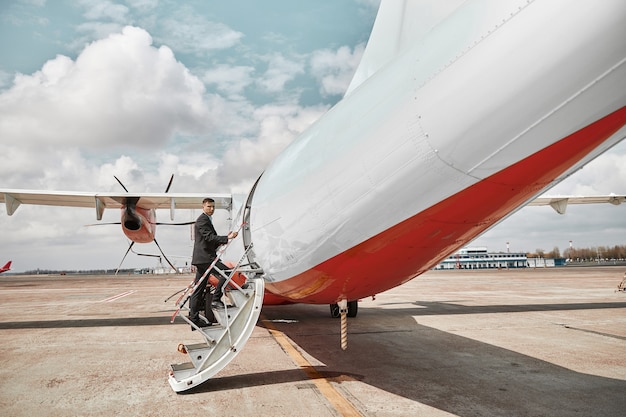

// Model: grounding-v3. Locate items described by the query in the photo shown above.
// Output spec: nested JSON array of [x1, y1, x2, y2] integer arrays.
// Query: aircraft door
[[241, 174, 262, 270]]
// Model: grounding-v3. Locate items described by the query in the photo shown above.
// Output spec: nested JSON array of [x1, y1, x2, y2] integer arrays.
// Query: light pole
[[569, 240, 573, 261]]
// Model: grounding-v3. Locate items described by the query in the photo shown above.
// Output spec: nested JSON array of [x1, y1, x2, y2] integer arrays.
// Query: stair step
[[211, 306, 239, 326], [171, 362, 194, 371], [168, 277, 264, 392], [195, 325, 228, 347], [170, 362, 196, 381], [184, 343, 213, 369], [226, 288, 252, 307], [185, 342, 209, 351]]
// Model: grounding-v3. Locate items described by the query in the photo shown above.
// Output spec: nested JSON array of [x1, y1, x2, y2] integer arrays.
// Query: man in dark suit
[[189, 198, 238, 328]]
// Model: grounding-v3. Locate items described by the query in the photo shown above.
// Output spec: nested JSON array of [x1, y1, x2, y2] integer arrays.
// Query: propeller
[[114, 175, 129, 192], [130, 247, 162, 258], [153, 238, 178, 272], [129, 239, 177, 271], [103, 174, 186, 274], [130, 242, 180, 274], [164, 174, 174, 193], [115, 241, 135, 275]]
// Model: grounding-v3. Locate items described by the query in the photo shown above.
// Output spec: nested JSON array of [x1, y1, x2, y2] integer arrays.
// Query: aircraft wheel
[[329, 303, 340, 318], [347, 300, 358, 317]]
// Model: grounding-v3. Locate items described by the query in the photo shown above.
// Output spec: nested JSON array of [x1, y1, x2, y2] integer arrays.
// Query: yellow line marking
[[261, 315, 363, 417]]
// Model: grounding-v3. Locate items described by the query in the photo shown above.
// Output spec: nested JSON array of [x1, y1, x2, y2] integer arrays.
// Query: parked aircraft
[[0, 175, 229, 274], [0, 261, 11, 274], [2, 0, 625, 391], [0, 0, 625, 310]]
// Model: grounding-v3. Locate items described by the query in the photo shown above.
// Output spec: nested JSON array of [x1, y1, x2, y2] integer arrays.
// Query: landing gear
[[330, 299, 356, 350], [329, 300, 358, 318]]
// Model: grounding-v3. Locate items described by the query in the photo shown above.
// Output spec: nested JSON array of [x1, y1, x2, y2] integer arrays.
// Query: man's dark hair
[[202, 197, 215, 205]]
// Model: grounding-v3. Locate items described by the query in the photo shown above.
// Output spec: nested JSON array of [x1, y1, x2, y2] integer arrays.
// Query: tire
[[347, 300, 358, 317]]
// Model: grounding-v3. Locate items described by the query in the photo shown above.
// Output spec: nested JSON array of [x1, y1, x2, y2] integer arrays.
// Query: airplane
[[0, 261, 11, 274], [0, 0, 625, 390], [0, 0, 624, 307], [0, 175, 231, 274]]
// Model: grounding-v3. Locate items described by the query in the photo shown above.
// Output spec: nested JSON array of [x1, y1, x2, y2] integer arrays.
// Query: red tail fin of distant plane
[[0, 261, 11, 273]]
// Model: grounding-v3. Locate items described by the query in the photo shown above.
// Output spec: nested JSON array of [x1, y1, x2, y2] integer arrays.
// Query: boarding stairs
[[168, 244, 264, 392]]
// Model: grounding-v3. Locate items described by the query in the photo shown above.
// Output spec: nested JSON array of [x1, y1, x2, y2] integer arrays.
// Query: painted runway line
[[98, 290, 137, 303]]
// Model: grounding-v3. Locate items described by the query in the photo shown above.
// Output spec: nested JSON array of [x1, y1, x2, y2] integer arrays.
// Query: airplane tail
[[1, 261, 11, 271], [346, 0, 464, 96]]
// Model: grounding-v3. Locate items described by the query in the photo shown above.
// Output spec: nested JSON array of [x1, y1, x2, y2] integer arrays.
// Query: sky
[[0, 0, 624, 273]]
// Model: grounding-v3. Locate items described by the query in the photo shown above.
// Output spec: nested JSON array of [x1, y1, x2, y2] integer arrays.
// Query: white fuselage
[[226, 0, 626, 304]]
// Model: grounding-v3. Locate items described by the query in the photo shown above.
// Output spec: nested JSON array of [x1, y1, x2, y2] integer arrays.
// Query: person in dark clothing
[[189, 198, 238, 328]]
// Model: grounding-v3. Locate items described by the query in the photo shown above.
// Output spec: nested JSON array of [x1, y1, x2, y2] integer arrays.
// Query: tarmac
[[0, 266, 624, 416]]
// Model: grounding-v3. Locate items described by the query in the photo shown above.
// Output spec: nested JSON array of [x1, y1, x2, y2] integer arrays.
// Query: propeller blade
[[164, 174, 174, 193], [114, 176, 129, 192], [155, 221, 196, 226], [130, 246, 161, 258], [153, 238, 178, 273], [115, 241, 134, 275], [84, 222, 122, 226]]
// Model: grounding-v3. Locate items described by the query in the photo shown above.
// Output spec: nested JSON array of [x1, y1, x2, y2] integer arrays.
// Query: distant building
[[527, 257, 567, 267], [435, 247, 528, 270]]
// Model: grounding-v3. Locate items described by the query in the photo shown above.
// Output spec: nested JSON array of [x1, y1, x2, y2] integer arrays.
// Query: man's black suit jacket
[[191, 213, 228, 265]]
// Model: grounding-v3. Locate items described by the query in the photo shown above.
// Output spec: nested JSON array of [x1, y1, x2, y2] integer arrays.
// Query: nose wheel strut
[[329, 300, 358, 318]]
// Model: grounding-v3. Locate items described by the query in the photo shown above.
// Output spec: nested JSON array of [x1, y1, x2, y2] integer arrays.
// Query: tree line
[[528, 245, 626, 261]]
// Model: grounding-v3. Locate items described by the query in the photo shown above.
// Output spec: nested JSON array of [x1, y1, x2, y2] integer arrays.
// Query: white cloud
[[550, 147, 626, 195], [218, 102, 328, 188], [74, 20, 126, 42], [201, 64, 255, 96], [310, 44, 365, 97], [126, 0, 158, 13], [79, 0, 129, 22], [256, 53, 305, 93], [158, 7, 243, 55], [0, 26, 217, 153], [97, 155, 144, 190], [157, 152, 222, 188], [0, 69, 12, 90]]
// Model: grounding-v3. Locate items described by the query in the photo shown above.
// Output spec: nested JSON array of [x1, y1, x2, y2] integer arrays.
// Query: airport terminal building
[[435, 247, 528, 270]]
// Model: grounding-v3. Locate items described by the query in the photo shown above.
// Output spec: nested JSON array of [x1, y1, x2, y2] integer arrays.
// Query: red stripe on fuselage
[[265, 106, 626, 304]]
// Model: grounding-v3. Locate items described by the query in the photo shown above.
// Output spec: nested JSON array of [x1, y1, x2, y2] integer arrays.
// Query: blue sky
[[0, 0, 624, 272]]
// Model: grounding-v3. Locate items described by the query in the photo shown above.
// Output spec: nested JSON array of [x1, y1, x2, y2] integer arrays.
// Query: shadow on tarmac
[[0, 316, 176, 329], [178, 368, 365, 395], [2, 300, 624, 330], [252, 302, 626, 417]]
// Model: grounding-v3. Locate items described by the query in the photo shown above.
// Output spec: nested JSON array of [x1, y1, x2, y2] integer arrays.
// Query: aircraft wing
[[528, 194, 625, 214], [0, 189, 231, 220]]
